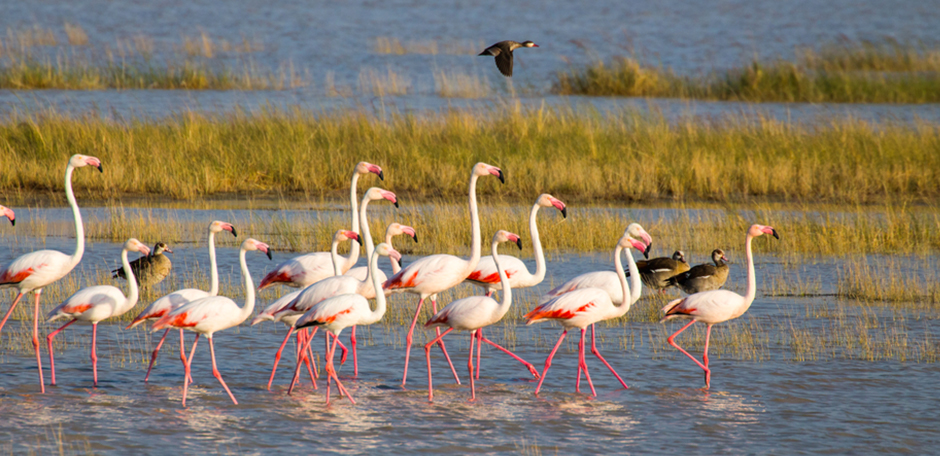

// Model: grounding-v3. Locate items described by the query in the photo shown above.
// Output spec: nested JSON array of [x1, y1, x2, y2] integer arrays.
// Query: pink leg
[[535, 330, 568, 395], [0, 292, 24, 335], [402, 297, 425, 386], [32, 291, 44, 393], [306, 329, 319, 378], [468, 330, 476, 401], [350, 325, 358, 377], [91, 323, 99, 386], [475, 327, 482, 379], [182, 335, 199, 407], [424, 327, 454, 402], [300, 330, 318, 389], [591, 324, 628, 389], [326, 333, 355, 405], [46, 318, 77, 386], [666, 320, 712, 389], [144, 328, 170, 382], [431, 297, 460, 385], [287, 327, 320, 395], [703, 325, 712, 389], [267, 327, 294, 390], [480, 336, 540, 379], [179, 330, 192, 384], [578, 328, 596, 396], [208, 337, 238, 405]]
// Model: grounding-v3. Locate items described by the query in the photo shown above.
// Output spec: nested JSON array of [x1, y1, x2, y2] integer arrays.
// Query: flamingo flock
[[0, 154, 779, 406]]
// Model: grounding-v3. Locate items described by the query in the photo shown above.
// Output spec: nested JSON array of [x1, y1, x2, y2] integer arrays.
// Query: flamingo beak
[[369, 165, 384, 181], [771, 228, 780, 239], [490, 167, 505, 184], [139, 245, 152, 256], [515, 237, 523, 250], [352, 233, 363, 246], [389, 248, 402, 263], [265, 247, 273, 260], [403, 226, 418, 243], [2, 207, 14, 226], [643, 241, 651, 259], [86, 157, 103, 172], [225, 224, 238, 237]]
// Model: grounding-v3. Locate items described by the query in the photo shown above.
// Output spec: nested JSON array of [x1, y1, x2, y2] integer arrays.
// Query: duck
[[628, 250, 689, 292], [668, 249, 730, 294], [113, 241, 172, 288], [479, 40, 538, 77]]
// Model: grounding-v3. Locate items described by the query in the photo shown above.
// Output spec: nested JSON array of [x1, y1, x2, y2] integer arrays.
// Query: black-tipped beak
[[412, 234, 419, 243], [393, 200, 400, 209], [97, 164, 103, 173], [515, 238, 523, 250], [497, 170, 505, 184], [355, 236, 363, 246], [230, 227, 238, 237], [378, 170, 385, 181], [8, 218, 14, 227], [772, 229, 780, 240], [561, 207, 568, 219], [644, 243, 651, 259], [265, 249, 273, 260]]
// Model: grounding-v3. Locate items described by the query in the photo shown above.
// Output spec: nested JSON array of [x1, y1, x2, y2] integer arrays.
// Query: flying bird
[[479, 40, 538, 77]]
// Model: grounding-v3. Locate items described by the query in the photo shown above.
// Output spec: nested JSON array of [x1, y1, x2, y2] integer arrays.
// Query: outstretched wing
[[495, 51, 513, 77]]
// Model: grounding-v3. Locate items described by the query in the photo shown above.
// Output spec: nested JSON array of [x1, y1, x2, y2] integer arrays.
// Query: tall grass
[[553, 40, 940, 103], [372, 37, 482, 55], [0, 106, 938, 204]]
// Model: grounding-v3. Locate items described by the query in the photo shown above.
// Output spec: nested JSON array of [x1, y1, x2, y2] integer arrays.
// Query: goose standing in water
[[668, 249, 730, 294], [113, 242, 173, 288], [630, 250, 689, 292], [479, 40, 538, 77]]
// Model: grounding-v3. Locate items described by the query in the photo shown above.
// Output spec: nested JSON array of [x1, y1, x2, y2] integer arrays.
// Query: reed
[[837, 255, 940, 307], [553, 40, 940, 103], [373, 37, 482, 55], [1, 106, 938, 204]]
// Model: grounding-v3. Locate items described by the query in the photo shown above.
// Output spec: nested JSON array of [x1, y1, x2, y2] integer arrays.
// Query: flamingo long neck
[[385, 232, 402, 274], [365, 250, 387, 325], [344, 171, 362, 271], [330, 238, 343, 276], [464, 173, 482, 274], [207, 231, 219, 296], [492, 241, 512, 318], [611, 245, 633, 318], [742, 233, 757, 308], [238, 248, 256, 323], [65, 164, 85, 270], [359, 195, 375, 259], [626, 245, 642, 304], [119, 248, 140, 315], [528, 203, 546, 285]]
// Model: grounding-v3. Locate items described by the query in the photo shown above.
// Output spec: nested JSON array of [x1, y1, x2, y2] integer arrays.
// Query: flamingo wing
[[294, 294, 368, 330], [383, 254, 468, 293], [466, 255, 526, 289], [48, 285, 125, 323], [251, 289, 302, 325], [426, 296, 498, 330], [127, 288, 211, 328], [0, 250, 73, 289], [276, 275, 359, 319], [259, 252, 335, 289], [525, 288, 610, 326], [539, 270, 622, 305], [661, 289, 745, 324], [152, 296, 239, 332]]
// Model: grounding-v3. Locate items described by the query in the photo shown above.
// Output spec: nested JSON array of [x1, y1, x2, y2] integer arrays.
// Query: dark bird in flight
[[479, 40, 538, 77]]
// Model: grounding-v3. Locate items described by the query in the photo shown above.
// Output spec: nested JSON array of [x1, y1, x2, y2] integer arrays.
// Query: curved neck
[[493, 241, 511, 314], [385, 232, 402, 274], [528, 203, 546, 283], [346, 171, 362, 270], [366, 250, 387, 324], [359, 196, 375, 260], [330, 238, 343, 276], [465, 173, 482, 274], [626, 246, 642, 304], [65, 165, 85, 269], [610, 245, 632, 317], [207, 231, 219, 296], [120, 248, 140, 314], [743, 234, 757, 306], [238, 248, 256, 323]]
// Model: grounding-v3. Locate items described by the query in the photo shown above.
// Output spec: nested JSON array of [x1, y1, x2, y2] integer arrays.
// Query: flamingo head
[[366, 187, 399, 208], [70, 154, 103, 172], [153, 242, 173, 256], [474, 162, 504, 184], [494, 230, 523, 250], [374, 242, 402, 263], [124, 238, 151, 256], [209, 220, 237, 237], [243, 238, 273, 260], [623, 223, 653, 259], [387, 223, 418, 243], [356, 161, 384, 181], [335, 230, 362, 246], [537, 193, 567, 218], [522, 41, 539, 48], [0, 205, 14, 226], [712, 249, 729, 264], [672, 250, 687, 264], [749, 224, 780, 240]]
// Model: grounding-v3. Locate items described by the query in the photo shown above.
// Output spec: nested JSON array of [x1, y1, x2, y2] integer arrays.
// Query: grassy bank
[[553, 40, 940, 103], [1, 106, 938, 203]]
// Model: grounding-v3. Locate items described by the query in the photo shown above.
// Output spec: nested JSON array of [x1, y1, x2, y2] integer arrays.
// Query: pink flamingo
[[292, 243, 399, 405], [660, 224, 778, 389], [46, 239, 151, 386], [0, 205, 14, 225], [151, 238, 272, 406], [0, 154, 102, 393], [525, 223, 651, 396], [384, 162, 504, 386], [424, 230, 540, 402], [126, 220, 237, 382], [258, 161, 383, 290], [253, 229, 362, 391]]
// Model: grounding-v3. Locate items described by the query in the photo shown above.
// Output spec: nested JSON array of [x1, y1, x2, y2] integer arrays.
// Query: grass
[[553, 39, 940, 103], [372, 37, 482, 55], [0, 105, 939, 204], [0, 24, 299, 90]]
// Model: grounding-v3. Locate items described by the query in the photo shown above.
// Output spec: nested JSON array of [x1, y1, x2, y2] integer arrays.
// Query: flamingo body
[[526, 288, 617, 329], [0, 250, 73, 291], [127, 288, 210, 328], [539, 270, 626, 305]]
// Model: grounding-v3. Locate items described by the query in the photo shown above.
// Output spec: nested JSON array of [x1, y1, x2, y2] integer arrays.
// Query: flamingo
[[252, 229, 362, 391], [126, 220, 237, 383], [384, 162, 504, 386], [0, 205, 14, 225], [292, 243, 400, 405], [0, 154, 102, 393], [424, 230, 540, 401], [151, 238, 272, 407], [258, 161, 383, 289], [46, 239, 151, 386], [524, 223, 651, 396], [272, 188, 398, 385], [660, 224, 778, 390]]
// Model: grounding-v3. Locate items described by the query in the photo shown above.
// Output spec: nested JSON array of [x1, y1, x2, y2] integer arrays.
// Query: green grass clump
[[553, 40, 940, 103]]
